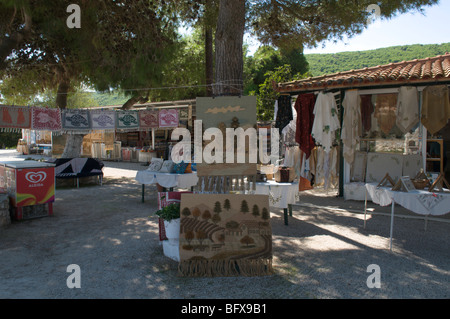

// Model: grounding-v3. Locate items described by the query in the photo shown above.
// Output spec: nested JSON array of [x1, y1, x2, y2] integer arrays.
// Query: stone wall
[[0, 194, 11, 227]]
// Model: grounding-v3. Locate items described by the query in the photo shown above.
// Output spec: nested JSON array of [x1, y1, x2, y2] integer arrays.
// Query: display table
[[0, 160, 55, 220], [254, 180, 299, 225], [135, 171, 198, 202], [364, 183, 450, 250]]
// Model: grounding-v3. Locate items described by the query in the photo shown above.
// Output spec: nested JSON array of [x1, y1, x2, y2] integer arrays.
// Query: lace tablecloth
[[135, 171, 198, 189], [365, 183, 450, 216], [254, 180, 299, 209]]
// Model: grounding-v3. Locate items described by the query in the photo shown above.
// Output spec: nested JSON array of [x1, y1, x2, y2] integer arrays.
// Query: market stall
[[275, 53, 450, 250], [275, 53, 450, 199]]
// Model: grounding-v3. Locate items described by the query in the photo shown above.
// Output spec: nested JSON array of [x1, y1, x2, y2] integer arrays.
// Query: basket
[[412, 178, 430, 190]]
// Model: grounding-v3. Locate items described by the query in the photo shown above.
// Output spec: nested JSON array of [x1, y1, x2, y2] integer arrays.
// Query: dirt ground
[[0, 150, 449, 299]]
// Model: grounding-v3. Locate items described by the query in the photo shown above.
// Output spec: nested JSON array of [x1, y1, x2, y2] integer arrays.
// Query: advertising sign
[[15, 167, 55, 207]]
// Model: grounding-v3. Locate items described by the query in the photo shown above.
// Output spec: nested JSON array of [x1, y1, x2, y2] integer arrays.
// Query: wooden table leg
[[288, 204, 293, 217], [283, 208, 288, 225], [142, 184, 145, 203]]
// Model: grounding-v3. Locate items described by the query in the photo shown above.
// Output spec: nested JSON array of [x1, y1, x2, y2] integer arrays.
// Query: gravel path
[[0, 150, 449, 299]]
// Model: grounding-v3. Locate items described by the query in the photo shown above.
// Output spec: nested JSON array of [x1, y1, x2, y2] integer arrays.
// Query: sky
[[245, 0, 450, 55], [303, 0, 450, 54]]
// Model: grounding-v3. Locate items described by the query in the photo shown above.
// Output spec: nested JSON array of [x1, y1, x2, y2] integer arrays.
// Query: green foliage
[[154, 203, 181, 221], [0, 132, 21, 148], [254, 64, 308, 121], [306, 43, 450, 77]]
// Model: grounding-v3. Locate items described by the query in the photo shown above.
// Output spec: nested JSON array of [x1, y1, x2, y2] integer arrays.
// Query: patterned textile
[[311, 92, 340, 153], [421, 85, 450, 135], [374, 94, 397, 135], [0, 106, 31, 130], [147, 158, 163, 172], [116, 110, 139, 131], [341, 90, 361, 164], [159, 109, 179, 128], [139, 110, 159, 129], [396, 86, 419, 133], [32, 107, 62, 131], [294, 93, 316, 159], [178, 194, 273, 277], [274, 95, 293, 135], [62, 109, 91, 132], [90, 109, 116, 131]]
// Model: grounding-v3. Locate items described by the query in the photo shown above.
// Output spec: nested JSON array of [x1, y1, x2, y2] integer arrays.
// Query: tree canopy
[[0, 0, 178, 108]]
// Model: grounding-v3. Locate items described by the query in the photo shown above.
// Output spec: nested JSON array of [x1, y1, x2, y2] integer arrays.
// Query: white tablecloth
[[365, 183, 450, 216], [135, 171, 198, 189], [254, 181, 299, 208]]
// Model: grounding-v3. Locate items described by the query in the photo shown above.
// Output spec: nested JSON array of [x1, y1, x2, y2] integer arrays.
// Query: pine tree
[[240, 200, 249, 214]]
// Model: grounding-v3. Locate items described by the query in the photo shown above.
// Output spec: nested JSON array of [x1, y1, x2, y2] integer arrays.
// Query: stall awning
[[276, 53, 450, 94]]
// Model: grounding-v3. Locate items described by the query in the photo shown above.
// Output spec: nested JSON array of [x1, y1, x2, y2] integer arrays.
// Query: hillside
[[305, 43, 450, 77]]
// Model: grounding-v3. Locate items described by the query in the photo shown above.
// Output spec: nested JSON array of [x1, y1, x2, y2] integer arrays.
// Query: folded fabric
[[173, 161, 188, 174], [159, 160, 175, 173], [147, 158, 164, 172], [0, 106, 31, 129], [32, 107, 62, 131]]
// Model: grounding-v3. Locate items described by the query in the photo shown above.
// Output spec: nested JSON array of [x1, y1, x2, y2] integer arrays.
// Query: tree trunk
[[205, 26, 214, 97], [58, 77, 85, 158], [213, 0, 245, 96]]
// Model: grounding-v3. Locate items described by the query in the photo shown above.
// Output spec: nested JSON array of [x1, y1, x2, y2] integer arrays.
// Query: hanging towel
[[341, 90, 361, 164], [311, 92, 340, 153], [90, 109, 116, 132], [139, 110, 159, 130], [274, 95, 293, 135], [0, 106, 31, 130], [421, 85, 450, 135], [374, 94, 398, 135], [396, 86, 419, 133], [62, 109, 91, 133], [116, 110, 139, 131], [360, 95, 374, 133], [32, 107, 62, 131], [294, 93, 316, 159], [159, 109, 179, 128]]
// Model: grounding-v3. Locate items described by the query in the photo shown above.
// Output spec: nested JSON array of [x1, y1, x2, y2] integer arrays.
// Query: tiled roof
[[276, 53, 450, 93]]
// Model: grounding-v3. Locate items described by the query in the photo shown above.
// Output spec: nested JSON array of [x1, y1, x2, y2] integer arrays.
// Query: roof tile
[[277, 53, 450, 92]]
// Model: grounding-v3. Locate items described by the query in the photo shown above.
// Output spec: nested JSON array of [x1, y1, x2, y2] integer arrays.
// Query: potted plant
[[154, 203, 181, 261]]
